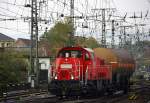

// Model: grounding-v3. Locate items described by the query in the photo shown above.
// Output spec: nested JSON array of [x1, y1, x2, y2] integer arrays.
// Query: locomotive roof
[[84, 48, 94, 53], [59, 46, 93, 52]]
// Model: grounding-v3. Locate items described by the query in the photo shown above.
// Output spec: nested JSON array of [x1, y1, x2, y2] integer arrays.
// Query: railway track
[[0, 89, 49, 102], [128, 80, 150, 103], [0, 89, 130, 103], [1, 80, 150, 103], [60, 93, 127, 103], [0, 91, 126, 103], [20, 96, 126, 103], [16, 90, 127, 103]]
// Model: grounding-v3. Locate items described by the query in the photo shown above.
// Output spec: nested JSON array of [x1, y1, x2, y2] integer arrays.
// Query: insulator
[[60, 14, 64, 17], [79, 16, 83, 19], [24, 4, 31, 7]]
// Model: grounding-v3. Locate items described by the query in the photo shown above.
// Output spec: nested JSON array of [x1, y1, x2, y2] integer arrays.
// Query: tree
[[0, 50, 28, 87], [75, 36, 100, 48], [82, 36, 100, 48], [41, 21, 74, 56], [41, 20, 100, 56]]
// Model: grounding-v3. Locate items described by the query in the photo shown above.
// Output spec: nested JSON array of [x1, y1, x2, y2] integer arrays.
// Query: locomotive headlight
[[71, 75, 74, 80], [54, 76, 58, 79]]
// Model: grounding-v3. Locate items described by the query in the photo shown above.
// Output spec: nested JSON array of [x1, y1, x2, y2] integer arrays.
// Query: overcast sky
[[115, 0, 150, 12], [0, 0, 150, 40]]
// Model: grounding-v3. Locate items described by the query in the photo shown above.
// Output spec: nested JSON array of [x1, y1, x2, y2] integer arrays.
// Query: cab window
[[85, 52, 90, 60], [58, 50, 81, 58]]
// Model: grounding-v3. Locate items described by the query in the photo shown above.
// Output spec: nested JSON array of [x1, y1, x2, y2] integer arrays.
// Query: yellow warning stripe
[[129, 94, 138, 100]]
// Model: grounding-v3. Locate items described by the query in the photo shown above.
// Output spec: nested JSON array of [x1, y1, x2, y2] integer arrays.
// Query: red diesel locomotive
[[48, 47, 135, 96]]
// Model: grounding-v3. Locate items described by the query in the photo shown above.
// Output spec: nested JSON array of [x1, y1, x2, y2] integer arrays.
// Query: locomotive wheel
[[82, 86, 88, 96], [81, 83, 98, 97]]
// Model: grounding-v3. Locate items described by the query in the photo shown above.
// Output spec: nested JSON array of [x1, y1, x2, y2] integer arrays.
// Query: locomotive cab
[[52, 47, 94, 81], [55, 49, 82, 80]]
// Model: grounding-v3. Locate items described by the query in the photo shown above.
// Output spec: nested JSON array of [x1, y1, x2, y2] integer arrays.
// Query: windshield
[[58, 50, 82, 58]]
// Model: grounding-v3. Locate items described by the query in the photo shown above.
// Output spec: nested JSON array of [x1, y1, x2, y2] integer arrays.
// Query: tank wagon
[[48, 47, 135, 96]]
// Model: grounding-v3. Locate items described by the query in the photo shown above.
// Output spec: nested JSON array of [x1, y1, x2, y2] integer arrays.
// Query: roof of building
[[0, 33, 15, 41]]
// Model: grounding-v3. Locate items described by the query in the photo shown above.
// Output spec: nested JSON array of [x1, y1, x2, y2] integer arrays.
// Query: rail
[[0, 89, 48, 102]]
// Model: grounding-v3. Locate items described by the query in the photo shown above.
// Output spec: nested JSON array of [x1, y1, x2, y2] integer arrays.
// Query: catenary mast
[[30, 0, 39, 88]]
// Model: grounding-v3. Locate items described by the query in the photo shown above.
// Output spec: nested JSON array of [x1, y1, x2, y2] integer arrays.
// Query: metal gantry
[[30, 0, 39, 88], [119, 25, 133, 48], [111, 20, 115, 48], [70, 0, 75, 46], [92, 8, 116, 48], [101, 9, 106, 48]]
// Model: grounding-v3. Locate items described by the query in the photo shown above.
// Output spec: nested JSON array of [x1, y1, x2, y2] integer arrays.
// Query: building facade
[[0, 33, 15, 48], [15, 38, 32, 48]]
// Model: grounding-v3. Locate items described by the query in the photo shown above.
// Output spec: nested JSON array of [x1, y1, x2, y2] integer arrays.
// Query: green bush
[[0, 51, 28, 86]]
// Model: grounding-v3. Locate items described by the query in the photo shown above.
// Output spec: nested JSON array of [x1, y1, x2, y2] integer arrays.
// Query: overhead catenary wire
[[0, 0, 149, 45]]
